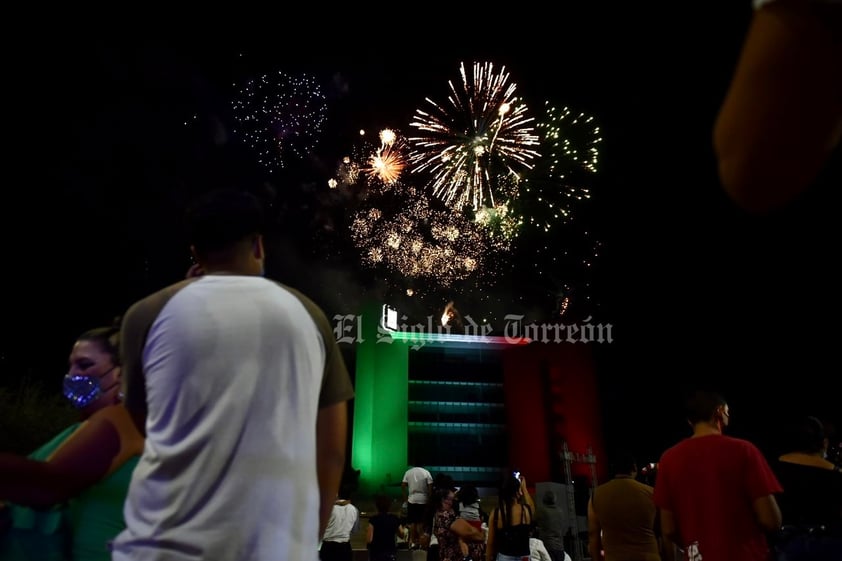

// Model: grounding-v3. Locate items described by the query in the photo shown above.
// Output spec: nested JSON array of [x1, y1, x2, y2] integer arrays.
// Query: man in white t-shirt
[[401, 463, 433, 549], [320, 486, 360, 561], [111, 189, 354, 561]]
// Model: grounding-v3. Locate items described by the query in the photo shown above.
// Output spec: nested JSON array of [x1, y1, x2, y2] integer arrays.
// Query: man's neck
[[691, 421, 722, 438], [202, 269, 248, 275], [202, 263, 258, 276]]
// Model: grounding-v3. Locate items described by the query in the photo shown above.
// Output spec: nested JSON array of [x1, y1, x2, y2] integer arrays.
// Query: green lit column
[[352, 301, 409, 496]]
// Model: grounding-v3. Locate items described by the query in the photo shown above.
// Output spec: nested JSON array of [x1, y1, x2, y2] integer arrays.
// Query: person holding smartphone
[[486, 472, 535, 561]]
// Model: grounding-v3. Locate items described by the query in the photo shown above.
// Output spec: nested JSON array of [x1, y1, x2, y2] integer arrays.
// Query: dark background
[[2, 5, 839, 463]]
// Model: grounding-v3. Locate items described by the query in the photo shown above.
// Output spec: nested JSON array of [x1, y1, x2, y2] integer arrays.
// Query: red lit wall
[[502, 343, 607, 485]]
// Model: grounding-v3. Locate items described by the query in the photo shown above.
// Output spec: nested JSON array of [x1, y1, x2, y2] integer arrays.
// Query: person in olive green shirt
[[588, 451, 668, 561]]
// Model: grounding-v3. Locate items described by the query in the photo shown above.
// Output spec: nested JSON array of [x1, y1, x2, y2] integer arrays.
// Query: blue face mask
[[63, 365, 117, 409]]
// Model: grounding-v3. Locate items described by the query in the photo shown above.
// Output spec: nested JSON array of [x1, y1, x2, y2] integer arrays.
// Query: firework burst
[[349, 183, 495, 288], [232, 70, 327, 173], [366, 128, 408, 185], [408, 61, 541, 211], [330, 128, 411, 192], [513, 101, 602, 231]]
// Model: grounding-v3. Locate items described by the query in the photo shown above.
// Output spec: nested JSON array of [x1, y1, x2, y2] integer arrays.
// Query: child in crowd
[[456, 485, 486, 561]]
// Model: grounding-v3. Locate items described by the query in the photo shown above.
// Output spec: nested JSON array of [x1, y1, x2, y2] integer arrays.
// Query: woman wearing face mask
[[0, 324, 144, 561]]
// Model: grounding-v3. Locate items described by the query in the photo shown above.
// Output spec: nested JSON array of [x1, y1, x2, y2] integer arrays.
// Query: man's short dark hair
[[374, 494, 392, 514], [457, 484, 479, 506], [685, 390, 727, 424], [185, 189, 264, 258], [610, 449, 637, 476], [786, 415, 826, 454]]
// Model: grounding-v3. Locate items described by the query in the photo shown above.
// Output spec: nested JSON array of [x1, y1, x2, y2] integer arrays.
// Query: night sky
[[3, 5, 840, 462]]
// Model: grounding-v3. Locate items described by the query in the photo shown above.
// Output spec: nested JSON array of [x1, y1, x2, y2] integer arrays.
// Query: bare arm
[[752, 494, 782, 533], [120, 304, 149, 436], [714, 0, 842, 213], [451, 517, 485, 542], [0, 452, 98, 508], [0, 407, 139, 508], [366, 519, 374, 544], [317, 400, 348, 537], [660, 535, 677, 561], [659, 508, 681, 549], [486, 509, 497, 561], [653, 508, 676, 561], [520, 476, 535, 513], [587, 498, 603, 561]]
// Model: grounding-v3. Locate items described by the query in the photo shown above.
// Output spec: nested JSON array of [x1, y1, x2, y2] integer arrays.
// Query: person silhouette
[[714, 0, 842, 213]]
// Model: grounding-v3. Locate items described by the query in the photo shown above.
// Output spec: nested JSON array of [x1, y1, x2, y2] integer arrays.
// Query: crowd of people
[[1, 197, 841, 561], [329, 398, 842, 561]]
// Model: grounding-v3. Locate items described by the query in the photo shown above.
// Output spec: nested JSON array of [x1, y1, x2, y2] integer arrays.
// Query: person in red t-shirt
[[653, 390, 782, 561]]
